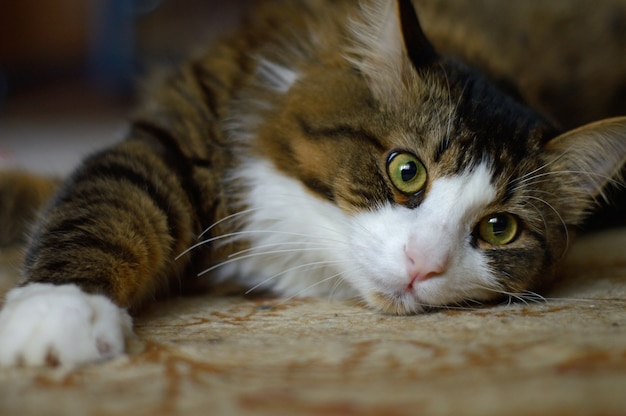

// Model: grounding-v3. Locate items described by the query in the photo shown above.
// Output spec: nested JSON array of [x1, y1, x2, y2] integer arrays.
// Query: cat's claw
[[0, 283, 133, 367]]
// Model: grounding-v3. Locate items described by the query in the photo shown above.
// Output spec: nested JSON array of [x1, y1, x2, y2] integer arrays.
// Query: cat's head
[[242, 0, 626, 314]]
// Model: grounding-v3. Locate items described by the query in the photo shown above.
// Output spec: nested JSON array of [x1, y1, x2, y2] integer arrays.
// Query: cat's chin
[[365, 290, 431, 316]]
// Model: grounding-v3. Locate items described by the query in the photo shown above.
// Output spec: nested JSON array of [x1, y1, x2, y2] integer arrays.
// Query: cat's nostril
[[407, 268, 443, 290], [404, 245, 449, 289]]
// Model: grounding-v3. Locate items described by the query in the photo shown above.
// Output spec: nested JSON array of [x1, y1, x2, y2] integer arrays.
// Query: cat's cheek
[[347, 205, 413, 276]]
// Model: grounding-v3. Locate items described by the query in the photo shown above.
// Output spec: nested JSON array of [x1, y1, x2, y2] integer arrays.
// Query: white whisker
[[227, 241, 332, 259], [513, 169, 617, 189], [197, 207, 259, 239], [274, 268, 358, 307], [519, 200, 548, 233], [468, 282, 548, 305], [328, 273, 352, 301], [525, 195, 570, 255], [176, 229, 346, 260], [198, 246, 340, 277], [244, 259, 349, 294]]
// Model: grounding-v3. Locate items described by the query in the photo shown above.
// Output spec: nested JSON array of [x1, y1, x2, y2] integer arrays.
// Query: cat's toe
[[0, 283, 132, 367]]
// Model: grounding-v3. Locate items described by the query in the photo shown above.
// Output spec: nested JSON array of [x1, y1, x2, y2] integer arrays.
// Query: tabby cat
[[0, 0, 625, 367]]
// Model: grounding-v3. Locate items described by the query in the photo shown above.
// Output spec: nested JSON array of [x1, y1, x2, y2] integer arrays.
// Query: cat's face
[[250, 62, 565, 314], [341, 99, 560, 314], [229, 0, 626, 314]]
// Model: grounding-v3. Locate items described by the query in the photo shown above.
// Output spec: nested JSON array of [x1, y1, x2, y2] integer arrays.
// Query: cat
[[0, 0, 624, 367]]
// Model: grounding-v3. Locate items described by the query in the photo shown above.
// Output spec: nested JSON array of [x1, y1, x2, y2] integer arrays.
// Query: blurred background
[[0, 0, 255, 175]]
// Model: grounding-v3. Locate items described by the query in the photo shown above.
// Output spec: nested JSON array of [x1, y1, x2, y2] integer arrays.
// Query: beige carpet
[[0, 229, 625, 416]]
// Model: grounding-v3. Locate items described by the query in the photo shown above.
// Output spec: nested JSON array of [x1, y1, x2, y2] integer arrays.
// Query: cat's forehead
[[381, 61, 558, 177]]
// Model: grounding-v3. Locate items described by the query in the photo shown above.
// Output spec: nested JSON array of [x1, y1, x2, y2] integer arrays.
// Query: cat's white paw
[[0, 283, 133, 367]]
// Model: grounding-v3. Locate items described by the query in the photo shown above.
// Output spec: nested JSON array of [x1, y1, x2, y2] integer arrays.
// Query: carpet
[[0, 228, 625, 415]]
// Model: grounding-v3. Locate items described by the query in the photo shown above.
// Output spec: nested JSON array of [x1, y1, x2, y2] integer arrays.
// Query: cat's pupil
[[400, 162, 417, 182], [488, 216, 508, 236]]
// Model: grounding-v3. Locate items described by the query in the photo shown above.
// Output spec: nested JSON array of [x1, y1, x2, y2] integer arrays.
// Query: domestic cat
[[0, 0, 624, 367]]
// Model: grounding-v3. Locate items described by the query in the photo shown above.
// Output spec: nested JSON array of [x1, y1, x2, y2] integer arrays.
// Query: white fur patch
[[217, 159, 356, 298], [256, 59, 299, 93], [347, 163, 501, 312], [0, 283, 132, 367]]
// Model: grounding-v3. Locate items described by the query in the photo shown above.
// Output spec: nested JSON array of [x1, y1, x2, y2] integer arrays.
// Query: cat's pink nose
[[405, 246, 449, 289]]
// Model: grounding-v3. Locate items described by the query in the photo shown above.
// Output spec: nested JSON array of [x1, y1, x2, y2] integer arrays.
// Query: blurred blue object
[[88, 0, 161, 94]]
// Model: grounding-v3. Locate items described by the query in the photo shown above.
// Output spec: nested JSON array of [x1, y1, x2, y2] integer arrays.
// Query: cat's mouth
[[366, 290, 432, 315]]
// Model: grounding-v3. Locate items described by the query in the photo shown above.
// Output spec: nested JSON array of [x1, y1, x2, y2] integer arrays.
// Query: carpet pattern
[[0, 230, 625, 415]]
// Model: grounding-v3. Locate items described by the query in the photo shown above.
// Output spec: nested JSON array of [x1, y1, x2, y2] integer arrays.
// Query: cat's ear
[[348, 0, 438, 105], [544, 117, 626, 224], [396, 0, 438, 70]]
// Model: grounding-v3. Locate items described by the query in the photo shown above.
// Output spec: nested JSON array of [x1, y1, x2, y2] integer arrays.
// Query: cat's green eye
[[386, 152, 427, 195], [477, 213, 519, 246]]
